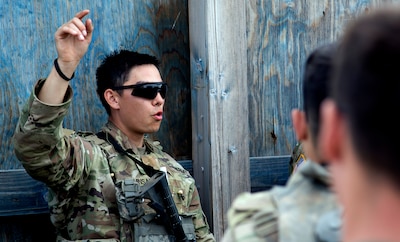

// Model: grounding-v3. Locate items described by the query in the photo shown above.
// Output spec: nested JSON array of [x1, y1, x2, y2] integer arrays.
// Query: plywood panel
[[247, 0, 393, 157], [189, 0, 250, 238], [0, 0, 191, 170]]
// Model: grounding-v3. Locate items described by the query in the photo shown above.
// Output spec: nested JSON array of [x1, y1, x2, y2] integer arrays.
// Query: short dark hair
[[303, 43, 337, 147], [96, 50, 160, 115], [331, 7, 400, 186]]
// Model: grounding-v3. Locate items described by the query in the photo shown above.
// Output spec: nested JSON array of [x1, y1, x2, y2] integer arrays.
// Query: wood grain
[[247, 0, 387, 157], [1, 0, 191, 169]]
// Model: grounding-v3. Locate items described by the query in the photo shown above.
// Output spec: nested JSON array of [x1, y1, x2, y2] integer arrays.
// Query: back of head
[[290, 43, 336, 171], [331, 7, 400, 188], [303, 43, 337, 147]]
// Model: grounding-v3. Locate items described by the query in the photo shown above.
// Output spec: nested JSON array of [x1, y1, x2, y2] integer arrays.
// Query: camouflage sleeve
[[151, 148, 214, 241], [12, 79, 94, 191], [222, 192, 278, 242], [188, 184, 215, 242], [163, 154, 215, 242]]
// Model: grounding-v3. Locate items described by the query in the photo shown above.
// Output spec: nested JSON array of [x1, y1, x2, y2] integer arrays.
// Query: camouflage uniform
[[222, 160, 342, 242], [13, 79, 215, 242]]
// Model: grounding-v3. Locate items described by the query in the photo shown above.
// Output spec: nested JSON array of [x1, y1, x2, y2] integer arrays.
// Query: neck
[[108, 118, 144, 148], [343, 180, 400, 242], [129, 137, 144, 149]]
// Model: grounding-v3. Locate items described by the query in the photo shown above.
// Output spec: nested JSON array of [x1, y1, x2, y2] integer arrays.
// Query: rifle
[[144, 171, 188, 242]]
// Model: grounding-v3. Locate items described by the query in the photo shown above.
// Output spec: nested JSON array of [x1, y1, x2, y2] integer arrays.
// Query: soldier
[[320, 6, 400, 241], [221, 43, 342, 242], [12, 9, 215, 242]]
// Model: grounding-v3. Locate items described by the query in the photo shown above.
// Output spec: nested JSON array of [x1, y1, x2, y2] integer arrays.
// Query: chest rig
[[96, 131, 195, 242]]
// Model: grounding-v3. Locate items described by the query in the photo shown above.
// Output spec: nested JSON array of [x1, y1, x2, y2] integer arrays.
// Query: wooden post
[[188, 0, 250, 240]]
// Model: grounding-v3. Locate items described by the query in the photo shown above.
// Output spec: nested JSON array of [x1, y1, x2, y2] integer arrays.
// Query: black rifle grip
[[156, 172, 188, 242]]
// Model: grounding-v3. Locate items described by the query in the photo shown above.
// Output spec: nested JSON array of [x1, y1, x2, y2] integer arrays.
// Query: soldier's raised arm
[[38, 9, 93, 104]]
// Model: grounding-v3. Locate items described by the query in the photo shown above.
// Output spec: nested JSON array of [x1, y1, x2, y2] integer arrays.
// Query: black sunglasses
[[112, 82, 167, 100]]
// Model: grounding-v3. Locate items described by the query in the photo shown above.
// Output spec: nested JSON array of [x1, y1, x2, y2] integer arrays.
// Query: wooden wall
[[247, 0, 396, 157], [1, 0, 191, 171]]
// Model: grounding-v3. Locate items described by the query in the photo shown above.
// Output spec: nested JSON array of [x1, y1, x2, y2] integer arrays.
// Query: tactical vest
[[94, 132, 196, 242]]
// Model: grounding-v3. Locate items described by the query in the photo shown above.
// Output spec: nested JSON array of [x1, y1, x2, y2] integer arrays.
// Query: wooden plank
[[250, 156, 290, 192], [247, 0, 394, 158], [187, 0, 214, 232], [148, 0, 192, 160], [0, 170, 48, 216], [182, 157, 290, 193], [0, 214, 56, 242], [0, 158, 290, 216], [188, 0, 250, 238]]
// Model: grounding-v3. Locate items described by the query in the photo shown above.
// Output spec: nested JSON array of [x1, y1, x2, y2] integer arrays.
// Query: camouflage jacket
[[221, 161, 342, 242], [13, 79, 215, 242]]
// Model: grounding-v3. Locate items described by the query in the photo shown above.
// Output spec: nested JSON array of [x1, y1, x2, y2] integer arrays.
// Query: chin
[[149, 127, 161, 133]]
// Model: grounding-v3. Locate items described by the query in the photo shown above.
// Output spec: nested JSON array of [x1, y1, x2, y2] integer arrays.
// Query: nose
[[152, 92, 165, 106]]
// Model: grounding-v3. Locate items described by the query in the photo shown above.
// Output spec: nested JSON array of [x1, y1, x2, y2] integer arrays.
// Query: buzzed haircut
[[331, 8, 400, 187]]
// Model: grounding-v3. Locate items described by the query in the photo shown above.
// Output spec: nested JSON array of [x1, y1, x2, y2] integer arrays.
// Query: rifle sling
[[96, 131, 157, 176]]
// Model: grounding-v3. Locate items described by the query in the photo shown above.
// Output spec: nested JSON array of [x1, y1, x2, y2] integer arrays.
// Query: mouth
[[153, 111, 163, 121]]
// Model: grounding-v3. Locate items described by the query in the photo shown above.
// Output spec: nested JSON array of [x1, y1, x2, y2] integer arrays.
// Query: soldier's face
[[114, 64, 165, 136]]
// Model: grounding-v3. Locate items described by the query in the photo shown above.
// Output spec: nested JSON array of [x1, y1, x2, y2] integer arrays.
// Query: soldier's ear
[[104, 89, 121, 111], [291, 109, 307, 141], [319, 99, 343, 164]]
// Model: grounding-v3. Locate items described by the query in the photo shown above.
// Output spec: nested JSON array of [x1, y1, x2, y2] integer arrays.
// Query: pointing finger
[[75, 9, 90, 20]]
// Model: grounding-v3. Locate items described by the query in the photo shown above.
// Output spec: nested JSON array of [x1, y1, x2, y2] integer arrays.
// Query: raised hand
[[38, 9, 94, 104], [55, 9, 94, 65]]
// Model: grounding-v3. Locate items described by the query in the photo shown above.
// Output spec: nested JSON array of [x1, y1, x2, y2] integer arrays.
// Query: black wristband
[[54, 58, 75, 81]]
